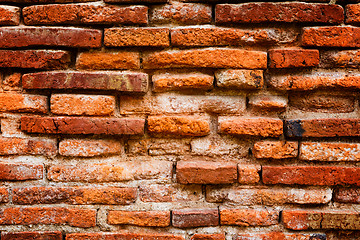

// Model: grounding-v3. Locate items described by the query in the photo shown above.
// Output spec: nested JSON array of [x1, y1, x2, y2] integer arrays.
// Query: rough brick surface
[[220, 209, 279, 226], [300, 142, 360, 161], [1, 232, 63, 240], [269, 49, 319, 68], [0, 163, 43, 181], [248, 95, 288, 110], [236, 233, 326, 240], [191, 234, 225, 240], [59, 139, 122, 157], [108, 210, 170, 227], [76, 52, 140, 70], [139, 184, 202, 202], [321, 50, 360, 68], [0, 93, 47, 113], [172, 209, 219, 228], [0, 6, 20, 26], [253, 141, 298, 159], [0, 188, 9, 203], [215, 69, 264, 89], [66, 233, 184, 240], [334, 188, 360, 203], [0, 138, 56, 156]]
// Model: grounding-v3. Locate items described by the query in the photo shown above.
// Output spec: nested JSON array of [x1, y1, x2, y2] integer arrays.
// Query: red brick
[[0, 162, 43, 181], [150, 2, 211, 25], [0, 187, 9, 203], [300, 142, 360, 161], [263, 166, 360, 186], [13, 186, 136, 205], [302, 26, 360, 47], [105, 28, 169, 47], [139, 184, 202, 202], [346, 4, 360, 23], [218, 117, 283, 137], [0, 50, 70, 69], [23, 4, 148, 25], [59, 139, 122, 157], [0, 207, 95, 227], [8, 0, 97, 2], [108, 210, 170, 227], [334, 188, 360, 203], [253, 141, 298, 159], [66, 233, 184, 240], [248, 95, 287, 111], [176, 161, 237, 184], [3, 72, 21, 90], [172, 209, 219, 228], [216, 3, 343, 24], [76, 52, 140, 70], [283, 210, 360, 230], [143, 48, 267, 69], [321, 50, 360, 68], [51, 94, 115, 116], [105, 0, 166, 3], [171, 26, 297, 47], [0, 6, 20, 25], [1, 232, 62, 240], [128, 138, 191, 156], [238, 165, 260, 184], [148, 116, 210, 137], [48, 160, 172, 182], [236, 233, 326, 240], [23, 71, 148, 92], [215, 70, 264, 89], [0, 27, 101, 48], [191, 234, 225, 240], [220, 209, 279, 226], [0, 138, 56, 157], [21, 116, 145, 135], [0, 93, 47, 113], [269, 49, 319, 68], [285, 118, 360, 137]]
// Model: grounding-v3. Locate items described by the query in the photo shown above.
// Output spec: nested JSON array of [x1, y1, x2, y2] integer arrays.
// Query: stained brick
[[139, 184, 202, 202], [248, 95, 288, 110], [238, 165, 260, 185], [269, 49, 319, 68], [76, 52, 140, 70], [0, 6, 20, 26], [191, 234, 225, 240], [66, 233, 184, 240], [0, 138, 56, 157], [1, 232, 62, 240], [0, 93, 47, 113], [300, 142, 360, 161], [253, 141, 298, 159], [334, 188, 360, 203], [0, 162, 43, 181], [215, 69, 264, 89], [108, 211, 170, 227], [220, 209, 279, 226], [59, 139, 122, 157], [236, 233, 326, 240], [172, 209, 219, 228], [0, 188, 9, 203]]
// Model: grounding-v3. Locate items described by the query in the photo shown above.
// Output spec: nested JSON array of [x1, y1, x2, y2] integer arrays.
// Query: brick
[[302, 26, 360, 47], [334, 188, 360, 203], [238, 165, 260, 184], [105, 28, 169, 47], [105, 0, 166, 3], [191, 234, 225, 240], [220, 209, 279, 226], [51, 94, 115, 116], [253, 141, 298, 159], [0, 93, 47, 113], [148, 116, 210, 137], [3, 72, 21, 90], [0, 27, 101, 48], [143, 48, 267, 69], [23, 71, 148, 93], [300, 142, 360, 161], [0, 207, 95, 227], [0, 187, 9, 203], [152, 72, 214, 92], [0, 118, 24, 137], [23, 4, 148, 25], [283, 210, 360, 230], [76, 52, 140, 70], [0, 6, 20, 25], [1, 232, 62, 240], [7, 0, 97, 2], [248, 95, 288, 110], [284, 118, 360, 137], [128, 139, 190, 156], [13, 186, 136, 205], [218, 117, 283, 137], [0, 50, 70, 69], [269, 49, 319, 68], [176, 161, 237, 184], [59, 139, 122, 157], [108, 210, 170, 227], [0, 138, 56, 157], [171, 26, 297, 47], [48, 160, 172, 182], [321, 50, 360, 68], [150, 2, 211, 25], [21, 116, 145, 135], [0, 163, 43, 181], [172, 209, 219, 228], [216, 3, 343, 24], [236, 233, 326, 240], [66, 233, 184, 240], [263, 166, 360, 186], [215, 70, 264, 89], [139, 184, 202, 202], [346, 4, 360, 23]]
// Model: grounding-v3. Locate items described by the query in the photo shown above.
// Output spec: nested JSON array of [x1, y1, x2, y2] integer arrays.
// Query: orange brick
[[248, 95, 287, 110], [236, 233, 326, 240], [139, 184, 202, 202], [238, 165, 260, 184], [76, 52, 140, 70], [346, 4, 360, 24], [1, 232, 62, 240], [108, 210, 170, 227], [220, 208, 279, 226], [0, 162, 43, 181], [215, 69, 264, 89], [300, 142, 360, 161], [253, 141, 298, 159], [0, 93, 47, 113], [0, 137, 56, 157], [0, 6, 20, 25], [59, 139, 122, 157], [269, 49, 319, 68], [66, 233, 184, 240], [172, 209, 219, 228], [191, 234, 225, 240], [0, 187, 9, 203], [2, 72, 21, 90]]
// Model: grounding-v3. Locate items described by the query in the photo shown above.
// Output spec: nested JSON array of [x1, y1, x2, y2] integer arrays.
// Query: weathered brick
[[334, 188, 360, 203], [66, 233, 184, 240], [0, 163, 43, 181], [0, 50, 70, 69], [283, 210, 360, 230], [248, 95, 288, 110], [171, 26, 297, 47], [13, 186, 136, 205], [152, 72, 214, 92], [346, 4, 360, 23], [176, 161, 237, 184], [269, 49, 319, 68], [0, 93, 47, 113], [285, 118, 360, 137], [302, 26, 360, 47], [51, 94, 115, 116], [236, 233, 326, 240], [2, 72, 21, 90], [0, 187, 9, 203], [150, 2, 211, 25], [140, 184, 202, 202], [0, 118, 24, 137], [128, 139, 190, 156], [148, 116, 210, 137], [1, 232, 62, 240], [0, 6, 20, 25], [23, 71, 148, 92], [220, 209, 279, 226], [300, 142, 360, 161], [253, 141, 298, 159], [263, 166, 360, 186], [0, 138, 56, 157], [108, 210, 170, 227], [215, 70, 264, 89], [6, 0, 97, 3], [0, 27, 101, 48], [105, 28, 169, 47], [218, 117, 283, 137], [321, 50, 360, 68], [105, 0, 166, 3], [23, 4, 148, 25], [0, 207, 96, 227], [21, 116, 145, 135], [59, 139, 122, 157], [172, 209, 219, 228], [216, 3, 343, 24], [238, 165, 260, 184], [206, 186, 332, 205], [48, 160, 172, 182], [143, 48, 267, 69], [191, 234, 225, 240], [76, 52, 140, 70]]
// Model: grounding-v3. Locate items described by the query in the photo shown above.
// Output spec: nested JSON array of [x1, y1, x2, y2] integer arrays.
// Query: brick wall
[[0, 0, 359, 239]]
